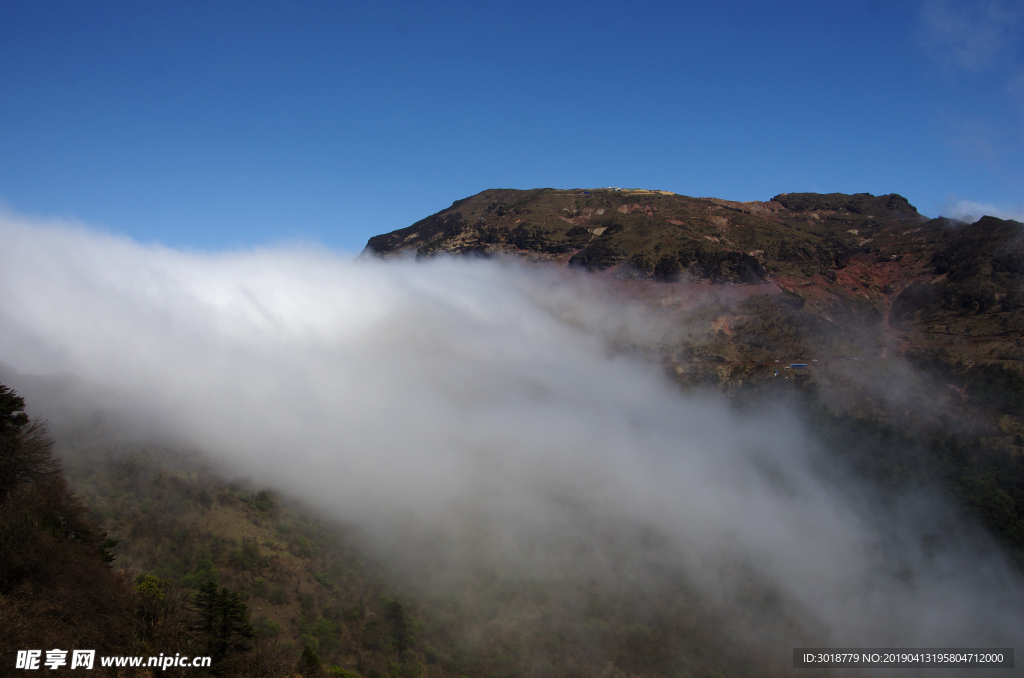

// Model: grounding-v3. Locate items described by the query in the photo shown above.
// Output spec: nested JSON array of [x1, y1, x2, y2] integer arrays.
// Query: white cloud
[[944, 197, 1024, 222], [918, 0, 1022, 72], [0, 209, 1021, 655]]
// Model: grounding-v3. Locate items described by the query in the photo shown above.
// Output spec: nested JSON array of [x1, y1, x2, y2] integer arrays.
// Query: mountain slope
[[364, 188, 922, 282], [365, 188, 1024, 571], [363, 187, 1023, 368]]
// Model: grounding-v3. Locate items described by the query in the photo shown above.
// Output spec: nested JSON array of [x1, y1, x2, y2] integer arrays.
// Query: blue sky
[[1, 0, 1022, 252]]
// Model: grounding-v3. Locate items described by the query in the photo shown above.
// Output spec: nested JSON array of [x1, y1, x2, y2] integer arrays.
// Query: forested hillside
[[50, 428, 807, 678], [2, 385, 461, 678]]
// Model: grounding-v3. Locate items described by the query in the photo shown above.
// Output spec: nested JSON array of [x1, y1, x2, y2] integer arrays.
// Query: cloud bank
[[943, 197, 1024, 223], [0, 210, 1021, 667]]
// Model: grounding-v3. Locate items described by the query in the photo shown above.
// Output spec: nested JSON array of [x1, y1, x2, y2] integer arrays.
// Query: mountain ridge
[[363, 188, 926, 283], [362, 189, 1022, 365]]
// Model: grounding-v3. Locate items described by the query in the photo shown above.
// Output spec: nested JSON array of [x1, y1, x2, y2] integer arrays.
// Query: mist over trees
[[2, 201, 1024, 677], [0, 384, 297, 676], [0, 384, 135, 660]]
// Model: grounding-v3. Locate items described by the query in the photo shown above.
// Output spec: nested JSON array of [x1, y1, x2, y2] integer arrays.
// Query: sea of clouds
[[0, 210, 1020, 670]]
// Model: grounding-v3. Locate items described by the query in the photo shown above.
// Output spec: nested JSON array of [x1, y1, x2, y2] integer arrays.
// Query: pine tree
[[0, 384, 59, 502], [0, 383, 136, 657], [193, 581, 255, 664], [0, 384, 28, 429], [384, 598, 409, 652]]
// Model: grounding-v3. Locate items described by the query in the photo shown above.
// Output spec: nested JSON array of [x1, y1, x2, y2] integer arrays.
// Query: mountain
[[5, 189, 1022, 678], [365, 188, 1024, 569], [363, 187, 1023, 369], [364, 187, 920, 281]]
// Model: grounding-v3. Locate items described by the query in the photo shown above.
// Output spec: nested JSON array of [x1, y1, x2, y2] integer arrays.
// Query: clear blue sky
[[2, 0, 1022, 252]]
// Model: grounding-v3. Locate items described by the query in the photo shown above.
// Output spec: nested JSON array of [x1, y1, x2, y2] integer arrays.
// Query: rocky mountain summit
[[365, 188, 919, 282], [365, 187, 1023, 366]]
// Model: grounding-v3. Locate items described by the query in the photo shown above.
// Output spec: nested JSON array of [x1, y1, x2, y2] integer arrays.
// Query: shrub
[[327, 666, 361, 677], [268, 586, 288, 605], [653, 254, 681, 282], [629, 253, 653, 275], [253, 614, 281, 638], [568, 240, 621, 270], [229, 537, 267, 571], [363, 617, 390, 652]]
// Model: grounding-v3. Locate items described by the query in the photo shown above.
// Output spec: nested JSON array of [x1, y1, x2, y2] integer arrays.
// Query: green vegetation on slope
[[363, 188, 892, 282], [57, 438, 811, 678], [0, 385, 203, 675], [60, 440, 456, 678]]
